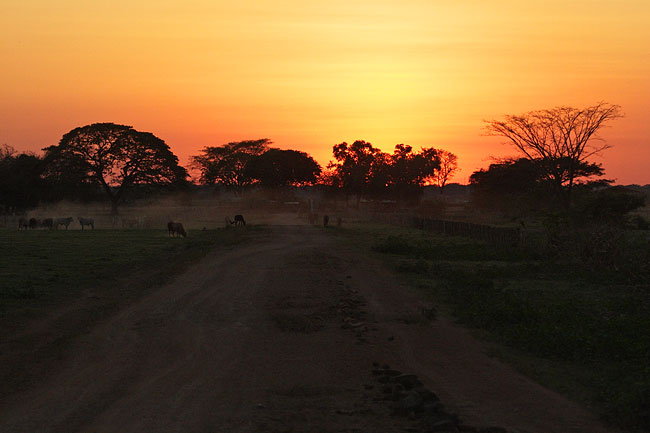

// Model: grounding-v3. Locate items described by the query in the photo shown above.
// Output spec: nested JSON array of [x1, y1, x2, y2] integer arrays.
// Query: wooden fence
[[411, 217, 522, 246]]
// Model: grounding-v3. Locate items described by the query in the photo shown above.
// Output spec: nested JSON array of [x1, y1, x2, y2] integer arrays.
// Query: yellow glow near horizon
[[2, 0, 649, 183]]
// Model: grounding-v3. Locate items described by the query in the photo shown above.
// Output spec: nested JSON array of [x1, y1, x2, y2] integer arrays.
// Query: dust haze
[[7, 189, 351, 231]]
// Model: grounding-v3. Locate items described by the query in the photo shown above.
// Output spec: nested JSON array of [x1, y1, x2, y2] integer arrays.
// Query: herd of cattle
[[18, 217, 94, 230], [16, 214, 251, 239]]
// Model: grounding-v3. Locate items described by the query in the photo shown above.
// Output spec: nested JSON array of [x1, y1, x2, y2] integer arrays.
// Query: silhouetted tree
[[433, 149, 458, 194], [469, 158, 552, 215], [485, 102, 622, 205], [327, 141, 445, 204], [41, 145, 103, 203], [244, 148, 321, 187], [366, 151, 393, 198], [0, 145, 46, 214], [389, 144, 441, 200], [192, 139, 270, 191], [43, 123, 188, 215], [470, 157, 608, 216], [327, 140, 386, 206]]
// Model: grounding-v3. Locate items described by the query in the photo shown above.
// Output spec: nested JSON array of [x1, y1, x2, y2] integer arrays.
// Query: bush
[[359, 223, 650, 429], [573, 186, 646, 225], [542, 217, 650, 283], [631, 214, 649, 230], [372, 235, 415, 255], [395, 259, 429, 274]]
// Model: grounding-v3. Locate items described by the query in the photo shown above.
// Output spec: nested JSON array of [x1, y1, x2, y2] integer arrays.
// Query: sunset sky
[[2, 0, 649, 184]]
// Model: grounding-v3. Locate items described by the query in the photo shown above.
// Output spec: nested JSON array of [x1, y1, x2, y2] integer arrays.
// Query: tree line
[[470, 103, 647, 227], [1, 123, 458, 215], [2, 102, 644, 222]]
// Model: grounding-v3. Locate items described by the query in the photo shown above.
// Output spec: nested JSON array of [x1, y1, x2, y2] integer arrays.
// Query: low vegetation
[[0, 227, 255, 330], [338, 223, 650, 431]]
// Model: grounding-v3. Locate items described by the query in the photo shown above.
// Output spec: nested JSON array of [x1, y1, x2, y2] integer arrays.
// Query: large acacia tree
[[44, 123, 188, 214], [485, 102, 622, 205]]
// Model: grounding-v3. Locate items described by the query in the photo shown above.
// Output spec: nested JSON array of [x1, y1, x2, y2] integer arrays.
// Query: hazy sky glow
[[2, 0, 649, 183]]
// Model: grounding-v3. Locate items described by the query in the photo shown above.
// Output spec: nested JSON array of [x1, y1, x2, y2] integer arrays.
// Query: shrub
[[395, 259, 429, 274]]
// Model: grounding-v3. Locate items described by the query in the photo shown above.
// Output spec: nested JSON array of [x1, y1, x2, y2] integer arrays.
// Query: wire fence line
[[369, 212, 523, 247]]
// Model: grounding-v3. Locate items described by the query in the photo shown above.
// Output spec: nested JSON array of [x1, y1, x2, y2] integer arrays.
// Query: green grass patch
[[0, 225, 266, 397], [335, 223, 650, 431], [0, 227, 260, 327]]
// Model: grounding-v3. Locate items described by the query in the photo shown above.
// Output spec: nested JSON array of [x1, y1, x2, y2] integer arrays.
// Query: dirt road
[[0, 226, 615, 432]]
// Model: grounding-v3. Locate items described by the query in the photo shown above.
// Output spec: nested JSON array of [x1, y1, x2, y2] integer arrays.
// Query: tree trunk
[[566, 172, 575, 210], [110, 198, 120, 216]]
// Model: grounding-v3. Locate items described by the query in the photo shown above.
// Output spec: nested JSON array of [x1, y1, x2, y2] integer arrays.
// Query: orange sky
[[2, 0, 649, 184]]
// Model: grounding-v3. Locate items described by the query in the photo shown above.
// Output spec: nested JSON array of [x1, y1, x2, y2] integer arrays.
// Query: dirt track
[[0, 225, 615, 432]]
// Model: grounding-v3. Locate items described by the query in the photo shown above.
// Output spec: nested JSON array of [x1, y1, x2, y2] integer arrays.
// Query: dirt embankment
[[0, 226, 616, 432]]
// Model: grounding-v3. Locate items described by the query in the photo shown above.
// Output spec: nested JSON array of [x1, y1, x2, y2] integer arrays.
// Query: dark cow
[[231, 215, 246, 226], [42, 218, 54, 230], [78, 217, 94, 230], [323, 215, 329, 227], [18, 217, 29, 230], [29, 218, 40, 229], [167, 221, 187, 238]]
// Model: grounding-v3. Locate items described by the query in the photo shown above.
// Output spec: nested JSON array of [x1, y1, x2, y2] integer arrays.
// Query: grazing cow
[[29, 218, 40, 229], [231, 215, 246, 226], [167, 221, 187, 238], [323, 215, 329, 227], [78, 217, 94, 230], [18, 217, 29, 230], [42, 218, 54, 230], [54, 217, 73, 230]]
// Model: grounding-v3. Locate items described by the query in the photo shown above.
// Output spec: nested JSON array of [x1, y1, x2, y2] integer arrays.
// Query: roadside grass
[[0, 225, 265, 397], [335, 223, 650, 431], [0, 226, 260, 329]]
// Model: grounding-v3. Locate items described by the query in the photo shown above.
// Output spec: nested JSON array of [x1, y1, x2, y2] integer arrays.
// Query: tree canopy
[[327, 140, 444, 203], [433, 149, 458, 193], [485, 102, 622, 204], [328, 140, 384, 195], [0, 145, 46, 214], [469, 158, 550, 214], [388, 144, 441, 199], [192, 139, 270, 190], [244, 148, 321, 187], [469, 157, 611, 216], [43, 123, 187, 214]]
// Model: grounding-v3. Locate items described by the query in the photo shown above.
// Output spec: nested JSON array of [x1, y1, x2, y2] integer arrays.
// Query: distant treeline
[[0, 124, 458, 215], [2, 102, 648, 226]]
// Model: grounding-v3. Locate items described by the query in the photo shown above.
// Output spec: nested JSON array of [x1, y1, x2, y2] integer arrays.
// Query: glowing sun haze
[[2, 0, 649, 183]]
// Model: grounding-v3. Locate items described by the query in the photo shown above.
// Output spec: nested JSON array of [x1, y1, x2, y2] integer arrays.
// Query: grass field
[[0, 226, 258, 331], [337, 223, 650, 431]]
